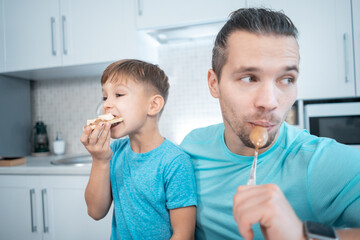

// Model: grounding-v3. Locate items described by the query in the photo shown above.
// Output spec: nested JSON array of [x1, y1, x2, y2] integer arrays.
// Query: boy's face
[[102, 77, 152, 139], [208, 30, 299, 151]]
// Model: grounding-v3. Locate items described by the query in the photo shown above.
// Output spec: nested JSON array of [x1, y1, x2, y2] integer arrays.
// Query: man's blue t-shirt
[[180, 122, 360, 240], [109, 138, 197, 240]]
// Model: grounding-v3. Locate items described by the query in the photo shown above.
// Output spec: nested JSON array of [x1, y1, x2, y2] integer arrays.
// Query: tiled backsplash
[[31, 77, 102, 155], [31, 39, 222, 155]]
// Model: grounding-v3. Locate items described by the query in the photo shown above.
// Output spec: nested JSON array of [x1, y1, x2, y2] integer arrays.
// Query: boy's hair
[[101, 59, 169, 113], [212, 8, 298, 81]]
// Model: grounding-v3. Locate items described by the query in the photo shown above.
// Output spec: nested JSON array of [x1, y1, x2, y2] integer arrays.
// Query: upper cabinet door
[[136, 0, 246, 30], [1, 0, 136, 75], [3, 0, 61, 72], [60, 0, 136, 66], [248, 0, 356, 99], [353, 0, 360, 96]]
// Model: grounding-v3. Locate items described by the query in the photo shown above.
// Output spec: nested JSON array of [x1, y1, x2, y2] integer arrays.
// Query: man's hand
[[80, 122, 112, 162], [233, 184, 305, 240]]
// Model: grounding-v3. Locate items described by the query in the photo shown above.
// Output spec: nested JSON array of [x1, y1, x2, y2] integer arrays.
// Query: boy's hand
[[80, 122, 113, 162]]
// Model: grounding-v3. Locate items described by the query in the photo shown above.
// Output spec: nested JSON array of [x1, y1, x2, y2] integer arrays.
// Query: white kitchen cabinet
[[1, 0, 136, 73], [136, 0, 246, 30], [59, 0, 135, 67], [0, 175, 112, 240], [0, 176, 41, 240], [248, 0, 356, 99], [353, 0, 360, 96], [2, 0, 62, 72]]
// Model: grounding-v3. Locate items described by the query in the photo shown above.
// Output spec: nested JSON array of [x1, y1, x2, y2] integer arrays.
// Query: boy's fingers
[[98, 122, 111, 147], [80, 126, 92, 145], [104, 129, 111, 150], [88, 123, 104, 145]]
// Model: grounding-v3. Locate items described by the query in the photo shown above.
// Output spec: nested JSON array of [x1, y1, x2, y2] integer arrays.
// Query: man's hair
[[212, 8, 298, 80], [101, 59, 169, 105]]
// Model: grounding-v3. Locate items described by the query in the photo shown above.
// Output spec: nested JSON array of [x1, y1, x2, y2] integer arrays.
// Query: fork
[[247, 150, 259, 185]]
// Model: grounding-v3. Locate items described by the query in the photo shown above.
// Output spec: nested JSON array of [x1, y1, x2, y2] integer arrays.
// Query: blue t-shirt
[[180, 122, 360, 240], [109, 138, 197, 240]]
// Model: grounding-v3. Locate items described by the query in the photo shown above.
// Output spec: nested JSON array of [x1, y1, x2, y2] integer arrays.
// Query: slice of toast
[[83, 114, 123, 130]]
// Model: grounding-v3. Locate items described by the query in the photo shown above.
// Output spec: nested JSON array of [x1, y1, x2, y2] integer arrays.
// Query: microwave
[[304, 102, 360, 149]]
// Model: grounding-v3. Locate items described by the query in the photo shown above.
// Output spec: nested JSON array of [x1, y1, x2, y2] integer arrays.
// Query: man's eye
[[280, 78, 295, 85], [240, 76, 254, 83]]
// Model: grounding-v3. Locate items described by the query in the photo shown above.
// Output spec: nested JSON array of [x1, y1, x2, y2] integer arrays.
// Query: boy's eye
[[102, 97, 107, 101], [116, 94, 123, 97]]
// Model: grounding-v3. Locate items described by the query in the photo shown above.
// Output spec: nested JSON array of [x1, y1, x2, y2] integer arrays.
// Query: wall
[[158, 39, 222, 144], [0, 75, 31, 157], [31, 39, 222, 155]]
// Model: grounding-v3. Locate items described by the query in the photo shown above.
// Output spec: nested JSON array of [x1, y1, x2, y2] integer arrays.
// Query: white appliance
[[304, 102, 360, 149]]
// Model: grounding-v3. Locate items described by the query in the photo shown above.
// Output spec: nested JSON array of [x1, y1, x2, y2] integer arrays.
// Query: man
[[180, 8, 360, 240]]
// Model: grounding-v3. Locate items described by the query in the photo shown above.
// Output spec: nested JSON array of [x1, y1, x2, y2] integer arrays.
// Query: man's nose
[[254, 82, 279, 111]]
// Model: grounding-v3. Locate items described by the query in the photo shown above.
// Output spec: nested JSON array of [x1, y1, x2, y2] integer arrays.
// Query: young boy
[[80, 59, 197, 240]]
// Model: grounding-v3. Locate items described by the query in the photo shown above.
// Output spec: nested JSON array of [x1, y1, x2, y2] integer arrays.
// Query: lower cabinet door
[[0, 174, 112, 240], [0, 175, 43, 240], [42, 175, 112, 240]]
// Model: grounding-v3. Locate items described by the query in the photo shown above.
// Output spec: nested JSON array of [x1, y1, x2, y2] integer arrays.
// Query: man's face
[[208, 31, 299, 151]]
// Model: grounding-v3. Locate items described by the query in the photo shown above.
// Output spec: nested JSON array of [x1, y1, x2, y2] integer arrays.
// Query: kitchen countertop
[[0, 154, 92, 175]]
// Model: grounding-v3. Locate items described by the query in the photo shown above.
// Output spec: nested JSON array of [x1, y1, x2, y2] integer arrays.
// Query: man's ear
[[148, 95, 165, 116], [208, 69, 220, 98]]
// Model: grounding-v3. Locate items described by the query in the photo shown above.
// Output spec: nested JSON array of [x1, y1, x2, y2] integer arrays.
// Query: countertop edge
[[0, 155, 92, 175]]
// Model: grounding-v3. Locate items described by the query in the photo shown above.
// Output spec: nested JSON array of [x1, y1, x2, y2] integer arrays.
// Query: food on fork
[[249, 126, 268, 148], [84, 113, 123, 130]]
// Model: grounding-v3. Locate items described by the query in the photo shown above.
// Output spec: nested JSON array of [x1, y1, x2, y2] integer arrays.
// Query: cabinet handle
[[343, 33, 350, 83], [30, 189, 37, 232], [62, 15, 68, 55], [50, 17, 57, 56], [138, 0, 143, 16], [41, 189, 49, 233]]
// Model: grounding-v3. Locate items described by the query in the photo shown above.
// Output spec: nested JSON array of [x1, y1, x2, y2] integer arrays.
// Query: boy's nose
[[254, 82, 279, 111], [102, 98, 114, 109]]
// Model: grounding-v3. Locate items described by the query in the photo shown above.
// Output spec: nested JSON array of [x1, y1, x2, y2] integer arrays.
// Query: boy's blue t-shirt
[[109, 138, 197, 240], [180, 122, 360, 240]]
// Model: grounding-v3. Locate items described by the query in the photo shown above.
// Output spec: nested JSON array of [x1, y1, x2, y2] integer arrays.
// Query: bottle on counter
[[53, 131, 65, 155]]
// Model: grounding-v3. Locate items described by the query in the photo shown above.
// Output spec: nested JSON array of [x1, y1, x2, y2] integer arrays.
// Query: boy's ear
[[148, 94, 165, 116]]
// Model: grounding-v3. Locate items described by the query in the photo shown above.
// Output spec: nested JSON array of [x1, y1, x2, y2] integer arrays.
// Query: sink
[[51, 155, 92, 166]]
